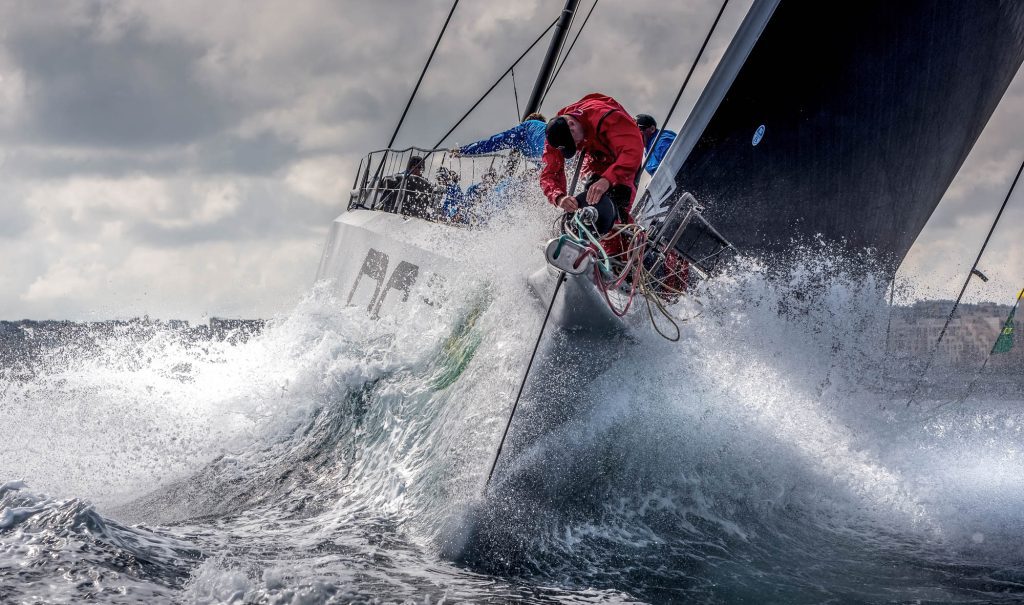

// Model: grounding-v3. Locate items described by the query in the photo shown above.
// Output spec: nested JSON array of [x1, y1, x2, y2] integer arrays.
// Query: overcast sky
[[0, 0, 1022, 321]]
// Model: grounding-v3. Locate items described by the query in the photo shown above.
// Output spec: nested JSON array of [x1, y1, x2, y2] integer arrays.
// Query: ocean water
[[3, 224, 1024, 603]]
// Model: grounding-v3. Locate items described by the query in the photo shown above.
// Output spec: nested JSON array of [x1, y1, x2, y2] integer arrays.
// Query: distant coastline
[[1, 299, 1019, 368], [0, 317, 265, 371], [0, 316, 264, 341]]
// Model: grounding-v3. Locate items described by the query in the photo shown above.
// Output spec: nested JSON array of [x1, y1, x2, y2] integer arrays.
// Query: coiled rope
[[563, 217, 694, 340]]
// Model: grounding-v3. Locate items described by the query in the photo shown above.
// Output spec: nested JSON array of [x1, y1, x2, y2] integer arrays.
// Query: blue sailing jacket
[[457, 119, 546, 159], [644, 129, 676, 175]]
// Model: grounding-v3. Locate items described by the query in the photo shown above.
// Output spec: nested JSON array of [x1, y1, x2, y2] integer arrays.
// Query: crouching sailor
[[542, 93, 689, 295], [540, 93, 644, 253]]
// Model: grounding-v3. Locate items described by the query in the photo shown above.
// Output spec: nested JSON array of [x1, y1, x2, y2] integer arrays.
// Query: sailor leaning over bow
[[540, 93, 645, 255], [541, 92, 689, 294]]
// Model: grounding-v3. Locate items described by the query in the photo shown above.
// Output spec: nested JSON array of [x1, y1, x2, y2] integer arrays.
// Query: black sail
[[639, 0, 1024, 268]]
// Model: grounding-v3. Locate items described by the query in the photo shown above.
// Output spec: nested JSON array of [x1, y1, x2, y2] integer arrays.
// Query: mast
[[522, 0, 580, 119]]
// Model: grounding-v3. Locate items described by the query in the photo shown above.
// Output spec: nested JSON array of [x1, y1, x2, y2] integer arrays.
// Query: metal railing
[[347, 146, 539, 225], [346, 146, 734, 278], [648, 192, 735, 278]]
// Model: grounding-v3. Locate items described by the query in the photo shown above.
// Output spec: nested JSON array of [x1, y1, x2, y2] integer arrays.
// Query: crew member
[[453, 112, 547, 160], [540, 93, 645, 240], [635, 113, 676, 175], [379, 156, 435, 218]]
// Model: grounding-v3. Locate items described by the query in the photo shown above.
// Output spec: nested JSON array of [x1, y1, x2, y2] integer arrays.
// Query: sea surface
[[2, 221, 1024, 603]]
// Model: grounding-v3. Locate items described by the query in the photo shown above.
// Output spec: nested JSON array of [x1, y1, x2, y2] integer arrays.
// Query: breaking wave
[[2, 217, 1024, 603]]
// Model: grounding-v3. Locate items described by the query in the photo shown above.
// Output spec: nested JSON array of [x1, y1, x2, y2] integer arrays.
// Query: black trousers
[[572, 176, 631, 235]]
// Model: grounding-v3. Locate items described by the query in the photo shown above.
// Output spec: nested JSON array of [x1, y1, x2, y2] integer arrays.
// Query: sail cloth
[[993, 308, 1016, 355], [638, 0, 1024, 269], [992, 290, 1023, 354]]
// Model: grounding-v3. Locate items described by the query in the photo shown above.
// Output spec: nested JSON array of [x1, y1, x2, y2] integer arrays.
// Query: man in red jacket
[[541, 93, 688, 292], [540, 93, 645, 236]]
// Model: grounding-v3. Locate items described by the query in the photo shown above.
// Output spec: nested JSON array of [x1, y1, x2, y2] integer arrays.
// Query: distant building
[[888, 301, 1022, 367]]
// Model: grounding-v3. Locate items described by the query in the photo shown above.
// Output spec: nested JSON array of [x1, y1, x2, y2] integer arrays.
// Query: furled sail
[[638, 0, 1024, 268]]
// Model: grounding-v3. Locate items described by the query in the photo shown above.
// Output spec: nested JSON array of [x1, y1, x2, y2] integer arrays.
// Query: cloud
[[5, 8, 229, 148], [0, 196, 32, 239], [0, 51, 27, 130], [192, 132, 301, 176], [0, 0, 1020, 320], [899, 67, 1024, 305], [20, 176, 334, 246], [14, 239, 320, 321], [284, 155, 360, 207]]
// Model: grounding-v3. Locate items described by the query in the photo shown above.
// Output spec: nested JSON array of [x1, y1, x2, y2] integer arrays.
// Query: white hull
[[317, 210, 456, 319], [317, 208, 642, 334], [315, 208, 681, 560]]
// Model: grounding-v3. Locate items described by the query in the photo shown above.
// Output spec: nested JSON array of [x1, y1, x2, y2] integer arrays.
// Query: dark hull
[[643, 0, 1024, 267], [447, 269, 637, 568]]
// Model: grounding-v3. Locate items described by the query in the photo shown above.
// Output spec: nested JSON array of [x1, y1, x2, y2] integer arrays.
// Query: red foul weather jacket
[[539, 93, 645, 212]]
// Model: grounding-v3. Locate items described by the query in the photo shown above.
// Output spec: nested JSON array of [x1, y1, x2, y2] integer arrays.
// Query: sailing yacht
[[319, 0, 1024, 331], [315, 0, 1024, 521]]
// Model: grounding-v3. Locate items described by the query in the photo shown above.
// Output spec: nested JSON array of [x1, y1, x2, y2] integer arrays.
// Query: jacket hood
[[556, 93, 630, 145]]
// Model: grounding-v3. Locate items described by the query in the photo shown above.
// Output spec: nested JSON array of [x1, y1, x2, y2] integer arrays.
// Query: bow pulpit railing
[[644, 192, 736, 279]]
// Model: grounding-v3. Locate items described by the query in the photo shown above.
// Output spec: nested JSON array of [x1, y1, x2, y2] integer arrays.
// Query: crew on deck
[[378, 156, 435, 218], [438, 153, 522, 224], [635, 113, 676, 176]]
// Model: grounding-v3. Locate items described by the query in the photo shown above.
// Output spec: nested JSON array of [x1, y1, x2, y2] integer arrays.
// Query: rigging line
[[920, 286, 1024, 420], [433, 18, 557, 149], [484, 152, 586, 491], [553, 0, 580, 71], [386, 0, 459, 149], [906, 155, 1024, 407], [541, 0, 599, 105], [634, 0, 729, 185], [511, 67, 521, 118], [884, 276, 896, 357], [483, 271, 566, 489], [540, 0, 585, 103]]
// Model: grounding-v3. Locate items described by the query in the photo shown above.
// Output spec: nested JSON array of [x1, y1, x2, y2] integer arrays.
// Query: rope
[[596, 233, 644, 317], [386, 0, 459, 149], [569, 215, 688, 339], [635, 0, 730, 184], [920, 286, 1024, 419], [433, 18, 557, 149], [511, 67, 521, 118], [484, 152, 586, 490], [484, 271, 566, 489], [571, 213, 611, 271], [905, 155, 1024, 407], [644, 291, 682, 341], [541, 0, 599, 105], [883, 276, 896, 356]]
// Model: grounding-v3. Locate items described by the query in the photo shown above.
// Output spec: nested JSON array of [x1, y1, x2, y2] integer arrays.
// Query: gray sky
[[0, 0, 1021, 321]]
